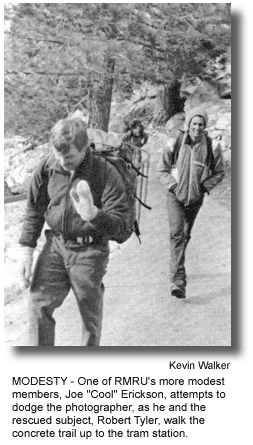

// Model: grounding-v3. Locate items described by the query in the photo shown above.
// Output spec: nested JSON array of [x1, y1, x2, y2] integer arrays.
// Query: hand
[[70, 180, 98, 221], [200, 183, 207, 194], [20, 246, 34, 290]]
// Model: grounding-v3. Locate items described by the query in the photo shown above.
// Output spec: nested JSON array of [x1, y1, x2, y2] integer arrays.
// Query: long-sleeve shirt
[[19, 147, 129, 247]]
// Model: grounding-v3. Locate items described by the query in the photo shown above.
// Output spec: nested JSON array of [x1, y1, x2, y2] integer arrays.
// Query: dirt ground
[[4, 134, 231, 347]]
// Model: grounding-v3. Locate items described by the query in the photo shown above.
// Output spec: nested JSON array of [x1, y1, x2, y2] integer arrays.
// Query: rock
[[220, 89, 231, 99], [123, 99, 156, 128], [87, 128, 122, 151], [5, 165, 30, 194], [184, 81, 221, 112], [4, 180, 12, 197], [165, 112, 185, 139], [139, 83, 157, 100], [220, 134, 231, 151], [180, 78, 199, 97], [215, 57, 231, 95], [4, 142, 50, 195], [223, 149, 231, 170], [69, 109, 89, 125]]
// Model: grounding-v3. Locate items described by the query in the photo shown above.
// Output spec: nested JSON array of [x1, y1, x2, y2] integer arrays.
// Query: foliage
[[4, 3, 230, 140]]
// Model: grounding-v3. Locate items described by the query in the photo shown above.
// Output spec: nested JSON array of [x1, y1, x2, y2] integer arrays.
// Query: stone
[[184, 81, 221, 112], [165, 112, 185, 131]]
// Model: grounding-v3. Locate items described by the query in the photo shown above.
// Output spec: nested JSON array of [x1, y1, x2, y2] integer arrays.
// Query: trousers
[[28, 231, 109, 346], [167, 192, 203, 285]]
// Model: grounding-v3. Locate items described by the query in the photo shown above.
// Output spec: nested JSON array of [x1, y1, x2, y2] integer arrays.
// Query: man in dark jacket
[[156, 108, 225, 299], [121, 120, 149, 166], [19, 117, 128, 346]]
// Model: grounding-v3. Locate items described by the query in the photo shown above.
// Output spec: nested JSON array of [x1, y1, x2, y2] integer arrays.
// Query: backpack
[[172, 131, 215, 175], [92, 143, 151, 244]]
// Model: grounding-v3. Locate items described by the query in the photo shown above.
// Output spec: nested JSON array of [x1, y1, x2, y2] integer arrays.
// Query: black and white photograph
[[4, 2, 231, 347]]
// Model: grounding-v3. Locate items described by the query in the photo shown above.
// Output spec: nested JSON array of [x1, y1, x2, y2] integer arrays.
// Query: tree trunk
[[88, 57, 115, 132], [152, 79, 182, 126]]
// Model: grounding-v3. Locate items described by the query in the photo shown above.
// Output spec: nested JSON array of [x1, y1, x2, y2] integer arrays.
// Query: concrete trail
[[54, 155, 231, 347]]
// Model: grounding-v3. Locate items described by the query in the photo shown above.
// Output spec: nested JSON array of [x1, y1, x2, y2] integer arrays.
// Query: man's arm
[[121, 130, 132, 142], [19, 158, 50, 248], [18, 158, 50, 289], [156, 142, 178, 192], [141, 131, 149, 146], [201, 142, 225, 193]]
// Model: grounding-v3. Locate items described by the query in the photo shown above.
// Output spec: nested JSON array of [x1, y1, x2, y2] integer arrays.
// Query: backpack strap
[[124, 158, 148, 178], [206, 135, 215, 175], [132, 220, 141, 244], [134, 194, 152, 210]]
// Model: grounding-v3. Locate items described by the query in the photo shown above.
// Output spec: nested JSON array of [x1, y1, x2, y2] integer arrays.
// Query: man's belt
[[54, 232, 103, 246], [75, 235, 94, 245]]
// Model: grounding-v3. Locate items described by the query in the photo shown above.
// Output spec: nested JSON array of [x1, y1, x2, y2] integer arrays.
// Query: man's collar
[[185, 132, 205, 147], [75, 146, 92, 175]]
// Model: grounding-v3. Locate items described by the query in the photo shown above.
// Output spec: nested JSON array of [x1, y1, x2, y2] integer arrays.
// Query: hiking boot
[[171, 280, 186, 299]]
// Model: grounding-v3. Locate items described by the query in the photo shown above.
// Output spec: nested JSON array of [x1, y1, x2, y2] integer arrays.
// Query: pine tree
[[4, 3, 230, 139]]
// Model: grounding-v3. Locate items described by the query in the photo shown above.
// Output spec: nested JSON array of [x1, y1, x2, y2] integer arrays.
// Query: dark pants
[[167, 192, 203, 286], [29, 231, 109, 346]]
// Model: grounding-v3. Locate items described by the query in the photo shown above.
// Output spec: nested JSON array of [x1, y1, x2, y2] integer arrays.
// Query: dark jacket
[[19, 147, 128, 248], [121, 130, 149, 148], [121, 131, 149, 163]]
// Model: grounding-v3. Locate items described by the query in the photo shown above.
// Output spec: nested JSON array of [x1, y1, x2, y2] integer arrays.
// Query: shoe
[[171, 280, 186, 299], [171, 288, 186, 299]]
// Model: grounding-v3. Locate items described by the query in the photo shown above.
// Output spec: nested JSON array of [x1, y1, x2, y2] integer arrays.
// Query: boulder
[[165, 112, 185, 139], [215, 55, 231, 95], [87, 128, 122, 151], [69, 109, 89, 125], [5, 143, 50, 195], [122, 99, 156, 129], [180, 78, 199, 97], [184, 81, 221, 112], [138, 83, 157, 100]]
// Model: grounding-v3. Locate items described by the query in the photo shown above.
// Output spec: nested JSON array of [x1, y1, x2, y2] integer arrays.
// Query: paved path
[[54, 152, 231, 347]]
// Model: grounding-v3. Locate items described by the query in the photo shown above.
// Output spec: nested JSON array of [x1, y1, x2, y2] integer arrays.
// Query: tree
[[125, 3, 231, 124], [4, 3, 230, 139], [5, 3, 134, 136]]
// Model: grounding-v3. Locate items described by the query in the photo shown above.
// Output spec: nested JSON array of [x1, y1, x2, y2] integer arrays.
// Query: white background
[[2, 1, 252, 443]]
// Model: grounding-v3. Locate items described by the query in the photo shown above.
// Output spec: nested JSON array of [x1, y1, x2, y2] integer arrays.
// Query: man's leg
[[68, 245, 110, 346], [184, 198, 204, 246], [167, 192, 187, 297], [29, 237, 71, 346]]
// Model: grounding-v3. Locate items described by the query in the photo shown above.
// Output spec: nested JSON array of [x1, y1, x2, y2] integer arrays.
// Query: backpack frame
[[93, 143, 151, 244]]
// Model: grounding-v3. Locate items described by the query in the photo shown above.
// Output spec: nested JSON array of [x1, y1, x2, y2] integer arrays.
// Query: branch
[[5, 29, 110, 47], [117, 35, 166, 58], [5, 70, 87, 76], [5, 63, 106, 76], [4, 30, 65, 46]]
